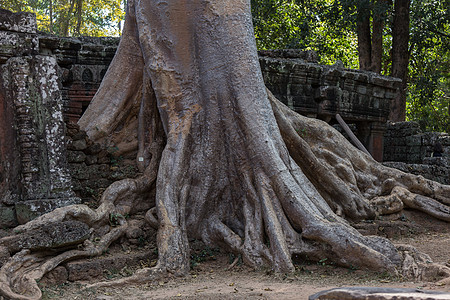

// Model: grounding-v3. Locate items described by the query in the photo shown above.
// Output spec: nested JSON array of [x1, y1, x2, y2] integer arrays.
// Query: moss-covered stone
[[0, 205, 17, 228], [15, 197, 81, 224]]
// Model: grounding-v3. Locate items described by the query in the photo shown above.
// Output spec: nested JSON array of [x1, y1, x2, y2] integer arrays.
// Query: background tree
[[406, 0, 450, 132], [1, 0, 125, 36], [353, 0, 390, 73], [252, 0, 448, 130], [389, 0, 410, 121]]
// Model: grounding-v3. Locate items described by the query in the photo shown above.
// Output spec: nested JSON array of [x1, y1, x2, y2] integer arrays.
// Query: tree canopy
[[251, 0, 449, 131], [1, 0, 125, 36]]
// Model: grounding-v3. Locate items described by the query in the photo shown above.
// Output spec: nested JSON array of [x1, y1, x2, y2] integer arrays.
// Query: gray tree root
[[269, 91, 450, 222], [0, 126, 164, 300]]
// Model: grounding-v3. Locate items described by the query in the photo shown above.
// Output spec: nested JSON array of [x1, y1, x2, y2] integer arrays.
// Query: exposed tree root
[[397, 244, 450, 282], [268, 90, 450, 223], [0, 224, 127, 300], [0, 123, 164, 299], [85, 265, 167, 290]]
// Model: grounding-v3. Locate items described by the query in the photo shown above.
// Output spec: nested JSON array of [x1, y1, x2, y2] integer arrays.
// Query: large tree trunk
[[0, 1, 448, 299], [389, 0, 411, 121], [356, 1, 372, 70], [75, 0, 83, 35], [356, 0, 388, 74], [62, 0, 76, 36], [370, 0, 388, 73]]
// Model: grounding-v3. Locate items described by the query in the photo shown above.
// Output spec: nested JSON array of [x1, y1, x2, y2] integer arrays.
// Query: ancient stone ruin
[[383, 121, 449, 185], [1, 9, 79, 227], [259, 49, 401, 162], [0, 8, 448, 230]]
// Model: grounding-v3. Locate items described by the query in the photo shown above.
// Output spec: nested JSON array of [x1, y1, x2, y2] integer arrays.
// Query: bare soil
[[40, 210, 450, 300]]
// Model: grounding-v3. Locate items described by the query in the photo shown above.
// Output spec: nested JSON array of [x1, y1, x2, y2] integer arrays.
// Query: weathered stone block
[[0, 9, 36, 34], [405, 135, 422, 146], [439, 135, 450, 146], [309, 287, 450, 300], [15, 197, 81, 224], [421, 132, 442, 146], [3, 55, 76, 201], [58, 38, 82, 51], [372, 86, 385, 98], [371, 75, 402, 88], [86, 143, 102, 155], [423, 157, 450, 167], [69, 139, 87, 151], [0, 204, 17, 227], [70, 163, 90, 180], [85, 155, 98, 165], [385, 91, 397, 99], [82, 44, 104, 53], [354, 72, 369, 84], [0, 69, 22, 207], [0, 31, 38, 63], [0, 220, 90, 252], [356, 85, 367, 95]]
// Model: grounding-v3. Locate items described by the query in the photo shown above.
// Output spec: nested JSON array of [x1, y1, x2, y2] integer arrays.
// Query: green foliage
[[251, 0, 311, 50], [252, 0, 449, 132], [2, 0, 448, 132], [1, 0, 125, 36], [251, 0, 366, 68], [406, 0, 450, 132]]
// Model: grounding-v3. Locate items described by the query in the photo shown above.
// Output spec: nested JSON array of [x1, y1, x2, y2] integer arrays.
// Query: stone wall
[[384, 121, 449, 163], [40, 39, 401, 162], [0, 65, 21, 227], [0, 9, 80, 226], [65, 123, 139, 202], [259, 51, 402, 161], [383, 160, 449, 185], [39, 35, 119, 124], [35, 36, 402, 163], [260, 52, 400, 123], [383, 121, 449, 185]]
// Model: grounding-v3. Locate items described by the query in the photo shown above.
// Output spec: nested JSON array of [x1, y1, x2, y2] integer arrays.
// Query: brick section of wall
[[39, 35, 119, 124]]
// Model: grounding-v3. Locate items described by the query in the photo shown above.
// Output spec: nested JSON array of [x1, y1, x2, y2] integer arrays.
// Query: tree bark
[[79, 0, 450, 277], [356, 0, 389, 74], [356, 1, 372, 70], [389, 0, 410, 121], [75, 0, 83, 35], [49, 0, 53, 33], [62, 0, 76, 36], [370, 0, 387, 73]]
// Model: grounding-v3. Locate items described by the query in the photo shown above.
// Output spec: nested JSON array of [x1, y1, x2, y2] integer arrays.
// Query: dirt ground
[[40, 210, 450, 300]]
